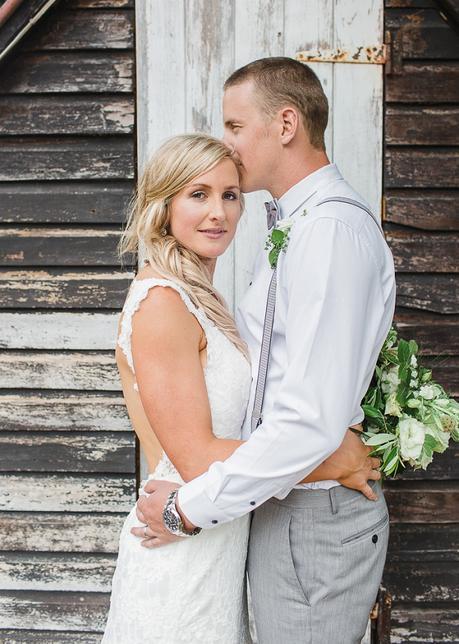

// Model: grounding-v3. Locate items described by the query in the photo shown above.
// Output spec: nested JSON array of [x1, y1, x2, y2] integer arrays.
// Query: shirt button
[[212, 520, 218, 524], [250, 501, 256, 506], [372, 534, 378, 544]]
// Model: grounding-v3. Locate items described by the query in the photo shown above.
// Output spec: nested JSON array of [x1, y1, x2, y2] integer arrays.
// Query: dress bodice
[[117, 278, 252, 480]]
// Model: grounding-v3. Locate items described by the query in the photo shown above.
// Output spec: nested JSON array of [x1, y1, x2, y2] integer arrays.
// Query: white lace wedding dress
[[102, 278, 252, 644]]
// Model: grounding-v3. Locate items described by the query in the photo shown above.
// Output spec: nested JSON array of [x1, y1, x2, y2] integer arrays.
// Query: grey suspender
[[250, 196, 383, 433]]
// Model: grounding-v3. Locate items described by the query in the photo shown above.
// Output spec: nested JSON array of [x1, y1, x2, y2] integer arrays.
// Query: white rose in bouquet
[[398, 417, 426, 463], [381, 366, 400, 395]]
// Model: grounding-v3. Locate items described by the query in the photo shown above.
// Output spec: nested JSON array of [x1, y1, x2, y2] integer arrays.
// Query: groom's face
[[223, 80, 280, 193]]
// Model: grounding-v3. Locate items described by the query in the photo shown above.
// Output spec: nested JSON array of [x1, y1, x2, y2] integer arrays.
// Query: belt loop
[[329, 487, 339, 515]]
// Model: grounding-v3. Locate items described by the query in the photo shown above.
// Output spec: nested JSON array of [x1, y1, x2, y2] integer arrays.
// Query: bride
[[102, 133, 374, 643]]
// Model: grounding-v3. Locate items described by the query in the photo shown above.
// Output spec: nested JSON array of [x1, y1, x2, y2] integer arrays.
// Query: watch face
[[164, 508, 180, 534]]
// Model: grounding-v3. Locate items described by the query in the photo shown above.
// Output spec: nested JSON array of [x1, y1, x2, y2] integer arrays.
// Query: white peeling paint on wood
[[0, 474, 135, 512], [0, 393, 130, 432], [0, 351, 120, 391], [0, 313, 119, 349]]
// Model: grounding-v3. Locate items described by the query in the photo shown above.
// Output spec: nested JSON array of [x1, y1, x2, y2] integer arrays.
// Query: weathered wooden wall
[[0, 0, 136, 639], [383, 1, 459, 641]]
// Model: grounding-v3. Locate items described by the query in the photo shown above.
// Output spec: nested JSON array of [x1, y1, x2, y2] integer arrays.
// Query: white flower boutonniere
[[265, 218, 293, 269]]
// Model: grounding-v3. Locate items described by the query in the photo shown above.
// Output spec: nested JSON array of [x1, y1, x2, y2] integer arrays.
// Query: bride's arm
[[131, 287, 243, 482]]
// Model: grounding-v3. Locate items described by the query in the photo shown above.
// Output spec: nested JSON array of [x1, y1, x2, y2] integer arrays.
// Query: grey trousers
[[247, 482, 389, 644]]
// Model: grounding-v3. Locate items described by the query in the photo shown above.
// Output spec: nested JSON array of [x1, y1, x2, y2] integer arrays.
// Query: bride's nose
[[208, 200, 226, 222]]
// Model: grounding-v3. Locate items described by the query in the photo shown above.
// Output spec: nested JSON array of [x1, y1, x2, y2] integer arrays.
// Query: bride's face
[[169, 158, 242, 263]]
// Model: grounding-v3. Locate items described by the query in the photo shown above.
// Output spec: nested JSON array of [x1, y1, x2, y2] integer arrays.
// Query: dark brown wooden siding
[[0, 0, 136, 639], [384, 1, 459, 642]]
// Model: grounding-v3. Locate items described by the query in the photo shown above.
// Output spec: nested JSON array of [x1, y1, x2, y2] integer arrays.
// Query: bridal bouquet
[[362, 327, 459, 477]]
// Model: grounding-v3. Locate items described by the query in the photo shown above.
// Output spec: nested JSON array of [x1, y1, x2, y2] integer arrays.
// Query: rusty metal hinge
[[296, 44, 386, 65]]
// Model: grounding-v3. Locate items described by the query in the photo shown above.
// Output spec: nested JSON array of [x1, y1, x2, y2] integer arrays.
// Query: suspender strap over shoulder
[[250, 197, 382, 433]]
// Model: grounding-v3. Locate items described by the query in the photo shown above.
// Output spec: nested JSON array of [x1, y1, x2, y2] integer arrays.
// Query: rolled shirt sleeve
[[178, 215, 387, 528]]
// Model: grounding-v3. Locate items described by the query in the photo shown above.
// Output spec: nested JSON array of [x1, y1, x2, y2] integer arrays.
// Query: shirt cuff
[[177, 478, 232, 529]]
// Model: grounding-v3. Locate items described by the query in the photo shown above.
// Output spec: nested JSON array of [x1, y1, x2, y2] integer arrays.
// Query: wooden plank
[[395, 274, 458, 314], [0, 553, 116, 592], [0, 432, 135, 473], [386, 62, 459, 103], [0, 137, 134, 182], [0, 393, 130, 433], [0, 181, 132, 224], [0, 312, 119, 349], [0, 351, 121, 391], [0, 227, 122, 267], [422, 355, 459, 398], [0, 269, 133, 309], [0, 52, 133, 93], [25, 10, 134, 50], [389, 523, 459, 561], [385, 7, 459, 60], [385, 106, 459, 146], [0, 631, 103, 644], [0, 590, 109, 631], [385, 148, 459, 189], [390, 608, 459, 643], [384, 561, 459, 602], [386, 227, 458, 272], [0, 512, 125, 553], [0, 95, 134, 135], [385, 190, 459, 231], [394, 311, 459, 355], [385, 483, 459, 522], [386, 1, 436, 7], [68, 0, 133, 6], [0, 474, 135, 512]]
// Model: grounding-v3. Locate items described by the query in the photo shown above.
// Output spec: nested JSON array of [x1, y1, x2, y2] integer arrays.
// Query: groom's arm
[[178, 215, 390, 528]]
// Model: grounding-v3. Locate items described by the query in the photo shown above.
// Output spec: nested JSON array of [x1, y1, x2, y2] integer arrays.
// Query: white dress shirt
[[178, 164, 396, 529]]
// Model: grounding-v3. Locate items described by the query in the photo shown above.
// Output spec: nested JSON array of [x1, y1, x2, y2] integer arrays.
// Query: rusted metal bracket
[[296, 44, 386, 65]]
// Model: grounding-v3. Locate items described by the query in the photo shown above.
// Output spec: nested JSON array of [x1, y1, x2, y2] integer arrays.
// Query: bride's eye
[[191, 191, 206, 199], [223, 191, 238, 201]]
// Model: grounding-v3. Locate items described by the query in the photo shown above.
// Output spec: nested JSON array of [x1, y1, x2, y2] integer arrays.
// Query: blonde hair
[[225, 57, 328, 150], [119, 133, 248, 359]]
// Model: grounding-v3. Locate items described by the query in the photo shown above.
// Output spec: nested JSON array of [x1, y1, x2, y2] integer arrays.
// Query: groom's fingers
[[361, 483, 378, 501], [368, 469, 382, 481], [371, 457, 381, 470]]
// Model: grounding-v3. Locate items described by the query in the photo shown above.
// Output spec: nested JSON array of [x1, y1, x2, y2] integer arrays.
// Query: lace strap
[[117, 278, 207, 373]]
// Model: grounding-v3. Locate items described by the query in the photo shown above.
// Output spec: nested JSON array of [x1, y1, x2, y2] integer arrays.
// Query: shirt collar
[[277, 163, 342, 219]]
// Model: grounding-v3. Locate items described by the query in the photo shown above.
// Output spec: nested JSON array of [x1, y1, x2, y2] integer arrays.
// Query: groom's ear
[[279, 107, 299, 145]]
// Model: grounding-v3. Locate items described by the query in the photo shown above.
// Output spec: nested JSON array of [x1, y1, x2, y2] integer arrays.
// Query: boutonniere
[[265, 218, 294, 269]]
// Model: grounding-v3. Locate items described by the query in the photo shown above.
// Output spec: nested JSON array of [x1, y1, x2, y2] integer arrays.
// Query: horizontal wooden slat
[[0, 553, 115, 592], [0, 474, 135, 512], [0, 630, 102, 643], [0, 312, 119, 349], [386, 62, 459, 103], [68, 0, 134, 7], [386, 1, 434, 7], [26, 10, 134, 50], [0, 96, 134, 135], [0, 181, 133, 224], [385, 8, 459, 60], [0, 432, 135, 473], [0, 269, 133, 309], [394, 312, 459, 355], [385, 106, 459, 146], [0, 52, 133, 93], [386, 228, 458, 272], [0, 393, 130, 432], [385, 483, 459, 522], [395, 274, 458, 314], [0, 137, 134, 182], [0, 227, 126, 267], [422, 355, 459, 398], [0, 590, 109, 631], [390, 608, 459, 643], [385, 191, 459, 231], [0, 512, 125, 553], [0, 351, 120, 391], [384, 561, 459, 602], [389, 523, 459, 561], [385, 148, 459, 188]]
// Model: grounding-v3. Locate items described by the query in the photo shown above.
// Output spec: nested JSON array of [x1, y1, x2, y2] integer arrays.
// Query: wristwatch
[[162, 489, 202, 537]]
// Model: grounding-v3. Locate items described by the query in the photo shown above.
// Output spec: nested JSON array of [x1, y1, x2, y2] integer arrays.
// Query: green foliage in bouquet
[[362, 327, 459, 477]]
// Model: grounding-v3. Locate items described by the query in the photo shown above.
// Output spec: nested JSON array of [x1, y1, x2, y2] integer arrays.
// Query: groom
[[134, 58, 396, 643]]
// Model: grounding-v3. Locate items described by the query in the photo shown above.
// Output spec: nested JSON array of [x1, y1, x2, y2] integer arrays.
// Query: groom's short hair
[[224, 57, 328, 151]]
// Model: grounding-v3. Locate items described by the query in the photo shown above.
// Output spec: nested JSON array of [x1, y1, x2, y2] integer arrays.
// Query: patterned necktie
[[264, 199, 280, 230]]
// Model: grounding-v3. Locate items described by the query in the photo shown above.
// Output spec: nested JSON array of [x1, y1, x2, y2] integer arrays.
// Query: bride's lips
[[198, 228, 227, 239]]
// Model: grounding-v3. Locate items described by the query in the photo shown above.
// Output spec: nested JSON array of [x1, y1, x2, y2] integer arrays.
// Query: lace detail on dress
[[117, 277, 208, 373]]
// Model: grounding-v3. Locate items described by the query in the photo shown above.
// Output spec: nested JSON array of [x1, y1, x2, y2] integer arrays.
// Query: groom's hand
[[333, 428, 381, 501], [132, 480, 183, 548]]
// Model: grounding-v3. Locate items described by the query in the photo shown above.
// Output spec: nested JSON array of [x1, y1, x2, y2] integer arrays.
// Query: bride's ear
[[279, 107, 298, 145]]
